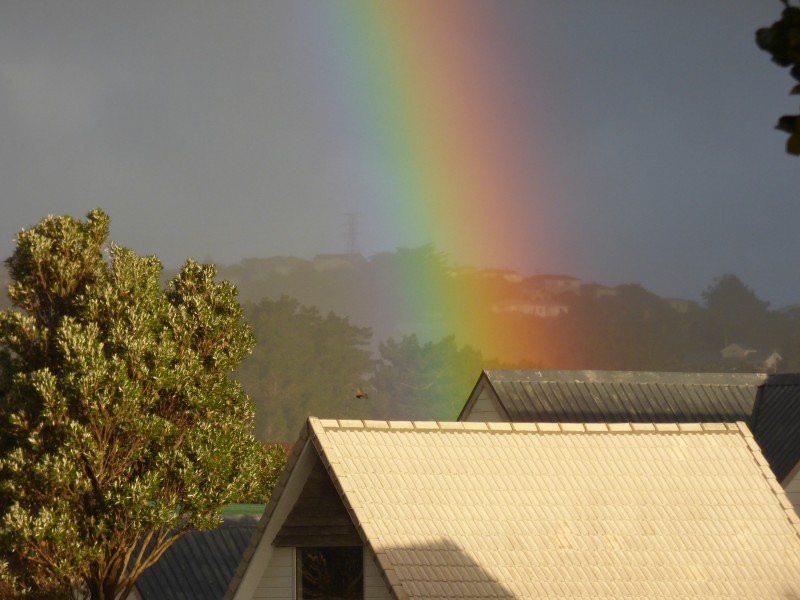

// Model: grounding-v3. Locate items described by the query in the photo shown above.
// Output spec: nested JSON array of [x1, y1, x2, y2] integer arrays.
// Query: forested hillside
[[5, 249, 798, 442], [212, 250, 800, 441]]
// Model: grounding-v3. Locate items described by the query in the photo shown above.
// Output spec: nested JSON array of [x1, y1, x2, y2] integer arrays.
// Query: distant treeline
[[216, 248, 800, 441], [3, 248, 797, 442]]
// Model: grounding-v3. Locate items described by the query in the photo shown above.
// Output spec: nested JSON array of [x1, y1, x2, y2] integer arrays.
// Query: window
[[296, 546, 363, 600]]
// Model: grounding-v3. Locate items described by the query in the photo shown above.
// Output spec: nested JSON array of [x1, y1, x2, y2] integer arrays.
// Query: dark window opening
[[297, 546, 363, 600]]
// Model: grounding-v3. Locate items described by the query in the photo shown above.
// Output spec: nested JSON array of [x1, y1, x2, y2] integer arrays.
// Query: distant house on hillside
[[225, 417, 800, 599], [664, 297, 696, 313], [721, 342, 756, 360], [239, 256, 308, 277], [475, 268, 523, 283], [311, 253, 365, 272], [445, 265, 479, 278], [490, 295, 569, 318], [719, 344, 783, 373], [524, 274, 581, 295], [580, 283, 619, 299], [745, 350, 783, 373], [459, 369, 800, 513]]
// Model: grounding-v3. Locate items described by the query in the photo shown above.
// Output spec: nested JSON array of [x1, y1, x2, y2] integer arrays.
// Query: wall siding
[[785, 470, 800, 516], [250, 547, 390, 600], [465, 389, 505, 422], [364, 551, 392, 600], [253, 547, 293, 600], [274, 459, 361, 547]]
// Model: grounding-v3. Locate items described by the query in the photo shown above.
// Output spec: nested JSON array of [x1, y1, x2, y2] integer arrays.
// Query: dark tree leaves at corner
[[756, 2, 800, 155]]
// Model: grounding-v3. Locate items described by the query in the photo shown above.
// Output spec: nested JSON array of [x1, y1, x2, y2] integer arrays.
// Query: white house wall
[[463, 388, 504, 422], [364, 551, 392, 600], [253, 546, 293, 599], [249, 547, 391, 600]]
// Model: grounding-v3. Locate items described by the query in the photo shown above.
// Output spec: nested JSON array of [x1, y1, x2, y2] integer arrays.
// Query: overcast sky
[[1, 1, 798, 306]]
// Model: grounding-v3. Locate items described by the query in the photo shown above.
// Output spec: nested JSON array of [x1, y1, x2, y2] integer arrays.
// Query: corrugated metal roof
[[136, 515, 259, 600], [460, 370, 800, 481], [753, 373, 800, 482]]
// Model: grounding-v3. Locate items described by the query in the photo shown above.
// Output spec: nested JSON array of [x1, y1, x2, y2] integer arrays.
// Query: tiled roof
[[229, 418, 800, 599], [136, 513, 260, 600], [459, 370, 800, 481]]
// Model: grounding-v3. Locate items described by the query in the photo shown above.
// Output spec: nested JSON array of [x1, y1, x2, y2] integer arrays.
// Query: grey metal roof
[[460, 370, 800, 481], [135, 514, 259, 600], [752, 373, 800, 482]]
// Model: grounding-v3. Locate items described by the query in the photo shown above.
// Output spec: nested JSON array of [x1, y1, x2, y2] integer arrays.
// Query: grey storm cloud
[[0, 1, 798, 306]]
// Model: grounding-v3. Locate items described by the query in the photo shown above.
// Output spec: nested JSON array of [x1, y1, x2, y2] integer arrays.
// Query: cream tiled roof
[[229, 419, 800, 599]]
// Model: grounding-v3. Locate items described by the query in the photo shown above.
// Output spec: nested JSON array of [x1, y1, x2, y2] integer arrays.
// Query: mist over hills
[[210, 250, 799, 369], [2, 249, 796, 371], [3, 249, 797, 441]]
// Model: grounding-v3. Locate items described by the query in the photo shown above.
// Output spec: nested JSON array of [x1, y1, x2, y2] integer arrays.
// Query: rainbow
[[307, 2, 560, 362]]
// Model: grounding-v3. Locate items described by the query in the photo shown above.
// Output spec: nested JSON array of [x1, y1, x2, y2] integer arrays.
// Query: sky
[[1, 1, 799, 307]]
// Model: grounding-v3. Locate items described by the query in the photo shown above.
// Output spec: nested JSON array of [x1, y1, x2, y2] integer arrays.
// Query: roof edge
[[314, 419, 747, 434], [482, 369, 769, 386], [456, 370, 493, 421], [224, 420, 316, 600]]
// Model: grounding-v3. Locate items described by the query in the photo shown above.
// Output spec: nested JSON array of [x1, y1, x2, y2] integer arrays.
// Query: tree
[[371, 335, 490, 420], [702, 274, 769, 316], [546, 284, 685, 370], [701, 274, 773, 348], [237, 296, 374, 442], [0, 210, 266, 599], [756, 1, 800, 155]]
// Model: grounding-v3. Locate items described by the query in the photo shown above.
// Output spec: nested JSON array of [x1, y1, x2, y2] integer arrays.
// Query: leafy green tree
[[238, 296, 374, 442], [701, 274, 773, 348], [242, 443, 288, 504], [756, 1, 800, 155], [546, 284, 685, 370], [371, 334, 490, 420], [0, 211, 266, 599]]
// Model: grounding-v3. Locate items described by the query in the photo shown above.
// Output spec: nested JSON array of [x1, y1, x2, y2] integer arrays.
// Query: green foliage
[[756, 2, 800, 155], [0, 210, 266, 599], [701, 274, 777, 347], [503, 284, 686, 372], [238, 296, 374, 442], [371, 335, 491, 420], [217, 249, 800, 373], [239, 443, 288, 504], [702, 274, 769, 315]]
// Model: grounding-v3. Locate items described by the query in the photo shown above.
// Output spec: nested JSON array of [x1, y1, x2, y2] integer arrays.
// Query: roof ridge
[[315, 418, 744, 434], [736, 421, 800, 541], [483, 369, 770, 387]]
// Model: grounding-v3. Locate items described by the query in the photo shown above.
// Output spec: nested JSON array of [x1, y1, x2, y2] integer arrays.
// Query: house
[[716, 345, 783, 373], [664, 297, 696, 313], [579, 283, 619, 299], [490, 295, 569, 318], [524, 274, 582, 295], [311, 254, 365, 272], [744, 350, 783, 373], [721, 342, 756, 360], [458, 370, 800, 513], [226, 417, 800, 599], [475, 268, 523, 283]]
